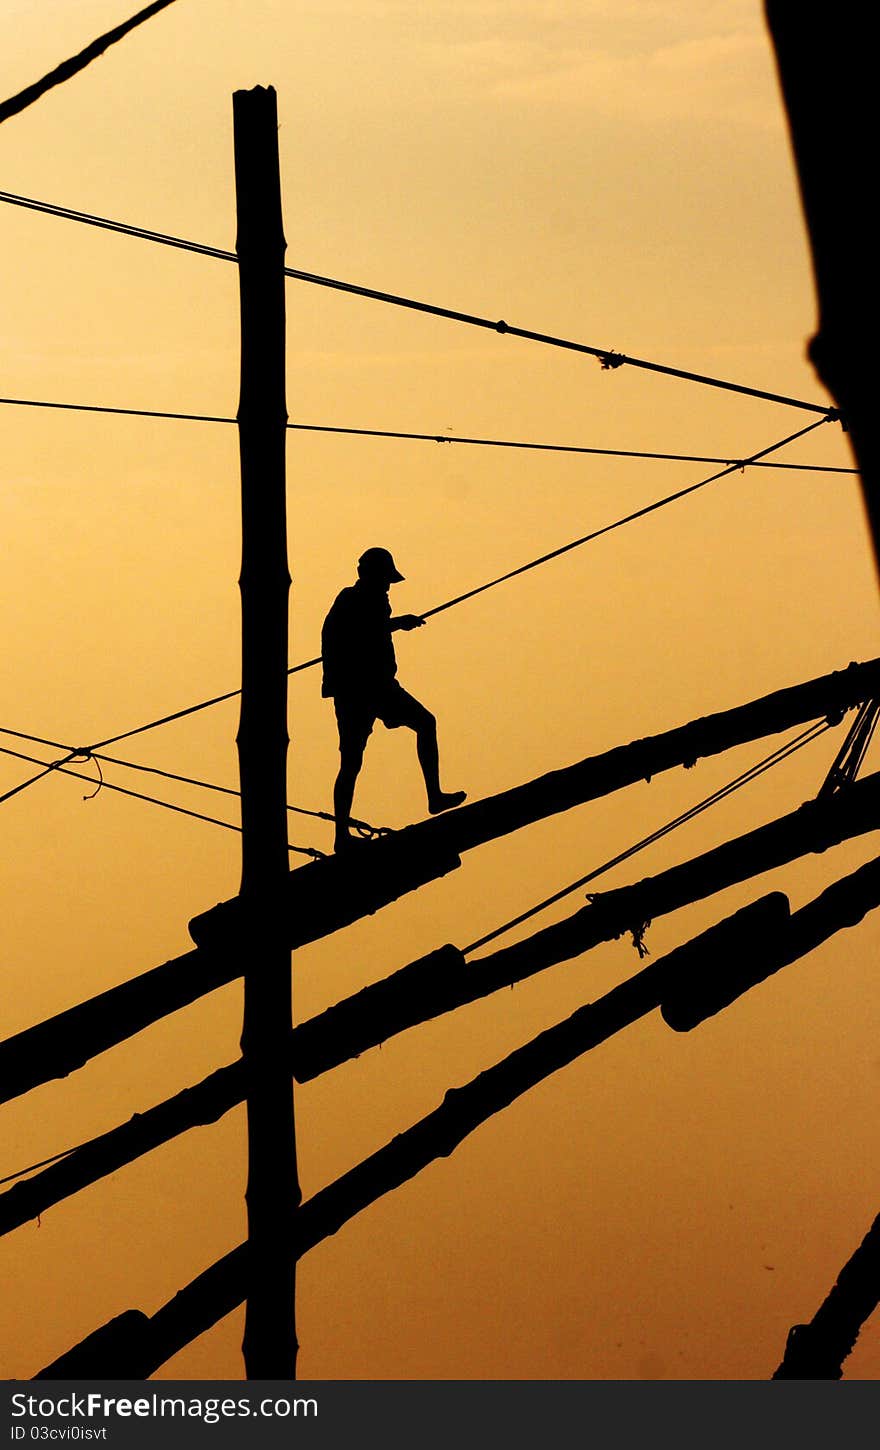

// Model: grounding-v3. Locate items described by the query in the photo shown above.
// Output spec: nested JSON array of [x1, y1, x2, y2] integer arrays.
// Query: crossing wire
[[0, 393, 856, 474], [0, 724, 382, 837], [0, 189, 835, 417], [0, 750, 80, 807], [0, 742, 324, 858], [463, 718, 837, 956], [79, 414, 831, 753], [0, 414, 833, 790]]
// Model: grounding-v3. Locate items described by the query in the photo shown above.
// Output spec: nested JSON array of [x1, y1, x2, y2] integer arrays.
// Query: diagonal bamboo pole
[[2, 657, 877, 1110], [8, 846, 880, 1242], [189, 656, 880, 947], [773, 1210, 880, 1379], [35, 860, 880, 1379], [0, 0, 180, 127]]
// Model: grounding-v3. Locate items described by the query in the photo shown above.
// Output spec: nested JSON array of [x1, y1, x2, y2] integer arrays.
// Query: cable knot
[[81, 753, 104, 800], [630, 919, 651, 957], [352, 816, 393, 841], [495, 319, 508, 333], [599, 351, 625, 370]]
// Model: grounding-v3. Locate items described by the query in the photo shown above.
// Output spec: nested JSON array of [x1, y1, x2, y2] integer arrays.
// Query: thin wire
[[0, 750, 80, 807], [92, 687, 245, 749], [71, 416, 832, 751], [0, 743, 324, 858], [420, 417, 830, 621], [291, 421, 853, 473], [0, 395, 234, 426], [0, 190, 834, 417], [463, 718, 836, 956], [0, 189, 235, 264], [0, 395, 855, 474], [0, 724, 381, 835]]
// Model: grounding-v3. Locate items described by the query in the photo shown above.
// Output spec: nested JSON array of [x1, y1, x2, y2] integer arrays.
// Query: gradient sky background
[[1, 0, 878, 1380]]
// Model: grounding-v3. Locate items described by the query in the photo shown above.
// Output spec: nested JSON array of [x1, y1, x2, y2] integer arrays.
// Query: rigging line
[[92, 685, 244, 749], [82, 415, 832, 750], [0, 749, 80, 808], [0, 744, 324, 859], [0, 394, 856, 474], [0, 395, 234, 425], [0, 724, 380, 834], [462, 718, 836, 957], [0, 190, 834, 418], [420, 417, 831, 622], [0, 189, 234, 264], [291, 422, 854, 473], [0, 0, 180, 127]]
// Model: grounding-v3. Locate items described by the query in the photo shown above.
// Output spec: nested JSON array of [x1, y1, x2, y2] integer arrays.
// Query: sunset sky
[[1, 0, 877, 1380]]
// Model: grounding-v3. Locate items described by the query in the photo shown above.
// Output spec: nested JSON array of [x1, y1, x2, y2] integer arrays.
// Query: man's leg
[[333, 706, 370, 851], [383, 686, 466, 815]]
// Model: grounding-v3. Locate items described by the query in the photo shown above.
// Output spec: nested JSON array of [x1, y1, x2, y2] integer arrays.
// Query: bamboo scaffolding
[[31, 858, 880, 1376], [7, 852, 880, 1240], [0, 830, 460, 1108], [4, 752, 880, 1142], [232, 82, 298, 1380], [189, 656, 880, 947], [2, 661, 875, 1106]]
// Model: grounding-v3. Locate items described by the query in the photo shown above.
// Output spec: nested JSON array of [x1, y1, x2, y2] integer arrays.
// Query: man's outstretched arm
[[391, 615, 425, 631]]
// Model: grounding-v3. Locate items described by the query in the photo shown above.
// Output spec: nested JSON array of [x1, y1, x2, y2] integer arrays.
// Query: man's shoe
[[428, 789, 467, 815]]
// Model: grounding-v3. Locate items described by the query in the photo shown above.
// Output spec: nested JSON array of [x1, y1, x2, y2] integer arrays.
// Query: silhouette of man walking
[[322, 547, 466, 852]]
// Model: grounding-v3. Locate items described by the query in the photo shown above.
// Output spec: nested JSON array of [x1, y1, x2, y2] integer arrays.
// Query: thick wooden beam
[[10, 848, 880, 1255], [773, 1210, 880, 1379], [293, 772, 880, 1079], [189, 656, 880, 946], [0, 833, 460, 1108], [765, 5, 880, 577], [2, 656, 876, 1110], [42, 862, 880, 1379]]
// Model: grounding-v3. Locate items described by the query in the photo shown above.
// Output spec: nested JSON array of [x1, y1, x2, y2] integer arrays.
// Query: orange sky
[[1, 0, 877, 1381]]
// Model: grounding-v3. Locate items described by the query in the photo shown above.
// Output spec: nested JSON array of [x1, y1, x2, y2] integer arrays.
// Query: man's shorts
[[334, 680, 430, 754]]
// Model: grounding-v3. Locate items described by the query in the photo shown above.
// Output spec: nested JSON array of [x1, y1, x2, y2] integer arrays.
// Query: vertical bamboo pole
[[233, 84, 299, 1378]]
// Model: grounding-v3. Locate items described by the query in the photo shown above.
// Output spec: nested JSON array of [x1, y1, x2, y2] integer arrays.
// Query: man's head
[[357, 547, 405, 586]]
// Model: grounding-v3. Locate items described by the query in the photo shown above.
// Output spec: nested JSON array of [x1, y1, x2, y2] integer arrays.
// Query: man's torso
[[321, 581, 397, 699]]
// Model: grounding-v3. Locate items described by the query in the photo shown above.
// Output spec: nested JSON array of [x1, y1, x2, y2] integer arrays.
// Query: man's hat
[[358, 546, 404, 582]]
